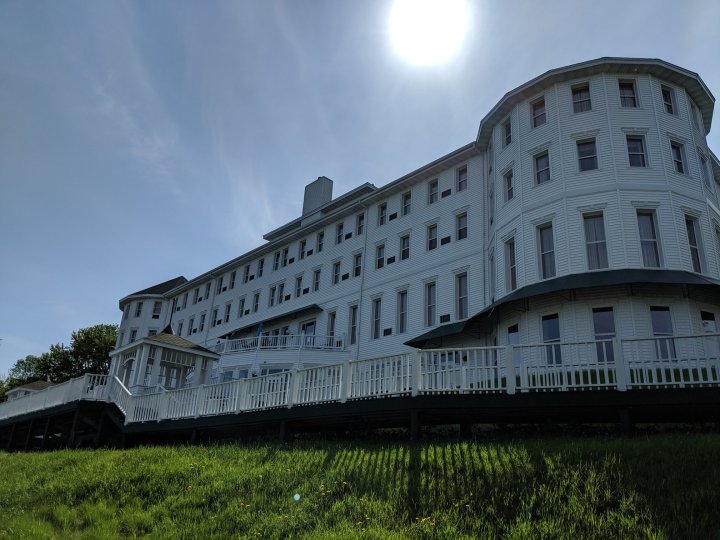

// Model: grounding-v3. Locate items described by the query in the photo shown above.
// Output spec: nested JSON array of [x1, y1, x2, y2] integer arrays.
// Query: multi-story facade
[[113, 57, 719, 389]]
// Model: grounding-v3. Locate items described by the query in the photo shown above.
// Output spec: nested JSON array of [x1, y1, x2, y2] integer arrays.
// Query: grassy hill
[[1, 433, 718, 538]]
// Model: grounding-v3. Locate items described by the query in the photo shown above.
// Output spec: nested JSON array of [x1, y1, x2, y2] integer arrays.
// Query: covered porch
[[108, 333, 220, 393]]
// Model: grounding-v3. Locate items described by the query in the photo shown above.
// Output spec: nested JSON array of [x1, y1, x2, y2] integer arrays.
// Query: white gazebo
[[108, 332, 220, 393]]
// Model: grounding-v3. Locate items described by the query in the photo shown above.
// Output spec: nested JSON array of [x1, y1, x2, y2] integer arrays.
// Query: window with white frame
[[690, 102, 700, 129], [327, 311, 336, 337], [700, 154, 713, 191], [200, 313, 206, 331], [216, 276, 224, 295], [503, 118, 512, 146], [182, 293, 188, 309], [299, 239, 307, 260], [332, 261, 341, 285], [619, 80, 637, 107], [356, 213, 364, 236], [505, 238, 517, 291], [349, 304, 358, 345], [583, 213, 608, 270], [336, 223, 344, 244], [542, 314, 561, 365], [277, 282, 285, 304], [637, 211, 661, 267], [376, 244, 385, 269], [243, 265, 250, 283], [456, 212, 467, 240], [685, 216, 702, 272], [661, 85, 675, 115], [577, 139, 598, 171], [427, 224, 438, 251], [253, 292, 260, 312], [204, 283, 211, 300], [187, 318, 194, 336], [400, 234, 410, 261], [425, 281, 436, 326], [316, 231, 324, 253], [457, 166, 467, 192], [456, 272, 468, 320], [535, 151, 550, 184], [313, 268, 321, 291], [504, 169, 514, 201], [626, 136, 647, 167], [353, 253, 362, 277], [295, 275, 302, 297], [130, 329, 138, 342], [532, 97, 546, 127], [402, 191, 412, 216], [428, 179, 438, 204], [650, 306, 676, 359], [397, 289, 408, 334], [230, 270, 236, 289], [257, 258, 264, 277], [135, 301, 143, 318], [670, 141, 685, 174], [193, 287, 200, 304], [372, 298, 382, 339], [378, 203, 387, 226], [237, 298, 245, 318], [152, 301, 162, 319], [273, 251, 280, 271], [224, 303, 231, 323], [212, 308, 219, 326], [538, 223, 556, 279], [592, 307, 615, 362], [269, 286, 276, 307], [572, 84, 591, 113]]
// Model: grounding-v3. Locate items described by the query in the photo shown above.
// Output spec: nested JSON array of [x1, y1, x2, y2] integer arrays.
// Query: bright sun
[[389, 0, 470, 66]]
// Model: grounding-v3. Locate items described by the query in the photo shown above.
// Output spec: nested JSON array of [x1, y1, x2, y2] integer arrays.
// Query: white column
[[132, 345, 150, 388], [149, 357, 162, 388], [193, 356, 205, 387]]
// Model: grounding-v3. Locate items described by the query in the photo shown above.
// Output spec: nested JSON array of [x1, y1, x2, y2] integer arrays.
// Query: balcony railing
[[216, 334, 345, 354], [2, 333, 719, 424]]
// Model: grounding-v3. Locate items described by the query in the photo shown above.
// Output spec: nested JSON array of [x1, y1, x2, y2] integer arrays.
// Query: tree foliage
[[2, 324, 117, 393]]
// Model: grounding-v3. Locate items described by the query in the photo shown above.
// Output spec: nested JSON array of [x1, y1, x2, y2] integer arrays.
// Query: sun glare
[[389, 0, 469, 66]]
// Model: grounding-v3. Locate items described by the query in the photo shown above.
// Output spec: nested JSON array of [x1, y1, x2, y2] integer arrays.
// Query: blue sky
[[1, 0, 719, 375]]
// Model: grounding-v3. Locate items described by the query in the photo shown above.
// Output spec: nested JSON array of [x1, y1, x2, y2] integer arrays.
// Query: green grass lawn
[[1, 433, 719, 539]]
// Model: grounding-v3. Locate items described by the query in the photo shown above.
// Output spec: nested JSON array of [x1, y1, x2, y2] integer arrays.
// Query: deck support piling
[[40, 416, 52, 450], [409, 411, 420, 441], [24, 419, 34, 450], [6, 422, 16, 451], [67, 408, 81, 448], [278, 420, 288, 443]]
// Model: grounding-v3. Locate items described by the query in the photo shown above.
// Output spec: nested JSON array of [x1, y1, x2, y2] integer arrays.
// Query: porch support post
[[24, 419, 34, 450], [132, 345, 150, 388], [40, 415, 52, 450], [505, 345, 516, 395], [67, 407, 81, 448], [149, 357, 162, 389], [411, 350, 422, 397], [613, 337, 628, 391], [193, 356, 204, 387], [6, 422, 16, 451]]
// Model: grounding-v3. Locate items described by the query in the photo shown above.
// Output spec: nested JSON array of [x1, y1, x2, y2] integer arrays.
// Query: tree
[[69, 324, 117, 376], [0, 375, 6, 403]]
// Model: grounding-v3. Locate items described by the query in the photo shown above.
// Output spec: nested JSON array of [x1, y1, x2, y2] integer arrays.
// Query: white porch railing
[[216, 334, 345, 354], [2, 334, 720, 425]]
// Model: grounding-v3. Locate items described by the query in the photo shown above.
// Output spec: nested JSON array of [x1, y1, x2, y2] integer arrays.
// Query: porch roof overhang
[[111, 333, 220, 360], [219, 304, 322, 340], [405, 269, 720, 348]]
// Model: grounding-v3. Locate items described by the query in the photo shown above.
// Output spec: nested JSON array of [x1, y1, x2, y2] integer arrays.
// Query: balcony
[[216, 334, 346, 354]]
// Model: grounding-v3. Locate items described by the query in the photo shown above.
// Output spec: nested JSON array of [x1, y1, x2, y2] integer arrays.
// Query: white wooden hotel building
[[110, 57, 720, 392]]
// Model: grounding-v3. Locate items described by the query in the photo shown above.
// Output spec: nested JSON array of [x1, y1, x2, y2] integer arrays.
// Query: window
[[583, 213, 608, 270], [542, 314, 561, 365], [377, 203, 387, 226], [257, 258, 264, 277], [237, 298, 245, 318], [400, 234, 410, 261], [700, 154, 713, 191], [456, 212, 467, 240], [701, 311, 717, 333], [252, 292, 260, 313], [661, 85, 675, 114], [535, 151, 550, 184], [489, 251, 495, 300], [427, 224, 438, 251], [619, 80, 637, 107], [457, 166, 467, 192], [456, 273, 468, 320], [507, 324, 520, 366], [626, 136, 647, 167], [592, 307, 615, 362], [299, 239, 307, 260], [187, 318, 194, 336], [229, 271, 236, 289], [376, 244, 385, 269], [277, 283, 285, 304], [572, 84, 591, 113], [349, 305, 358, 345], [182, 293, 188, 309], [193, 288, 200, 304], [505, 238, 517, 291], [353, 253, 362, 277], [503, 118, 512, 146], [269, 286, 276, 307], [200, 313, 206, 331], [313, 269, 321, 291], [211, 308, 219, 326], [327, 311, 336, 337], [670, 142, 685, 174], [243, 265, 250, 283], [204, 283, 211, 300], [224, 304, 231, 323], [333, 261, 341, 284], [130, 329, 138, 343], [152, 301, 162, 319], [504, 169, 514, 201], [577, 139, 598, 171], [397, 290, 408, 334], [273, 251, 280, 271], [295, 276, 302, 297], [532, 98, 546, 127], [690, 102, 700, 129], [650, 306, 676, 359], [316, 231, 324, 253], [637, 211, 660, 267], [282, 248, 289, 267], [336, 223, 344, 244], [425, 281, 436, 326], [428, 179, 438, 204], [356, 213, 364, 236], [686, 216, 702, 272], [402, 191, 412, 216], [118, 332, 124, 346], [372, 298, 382, 339], [538, 223, 556, 279], [135, 301, 143, 318], [216, 277, 224, 295]]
